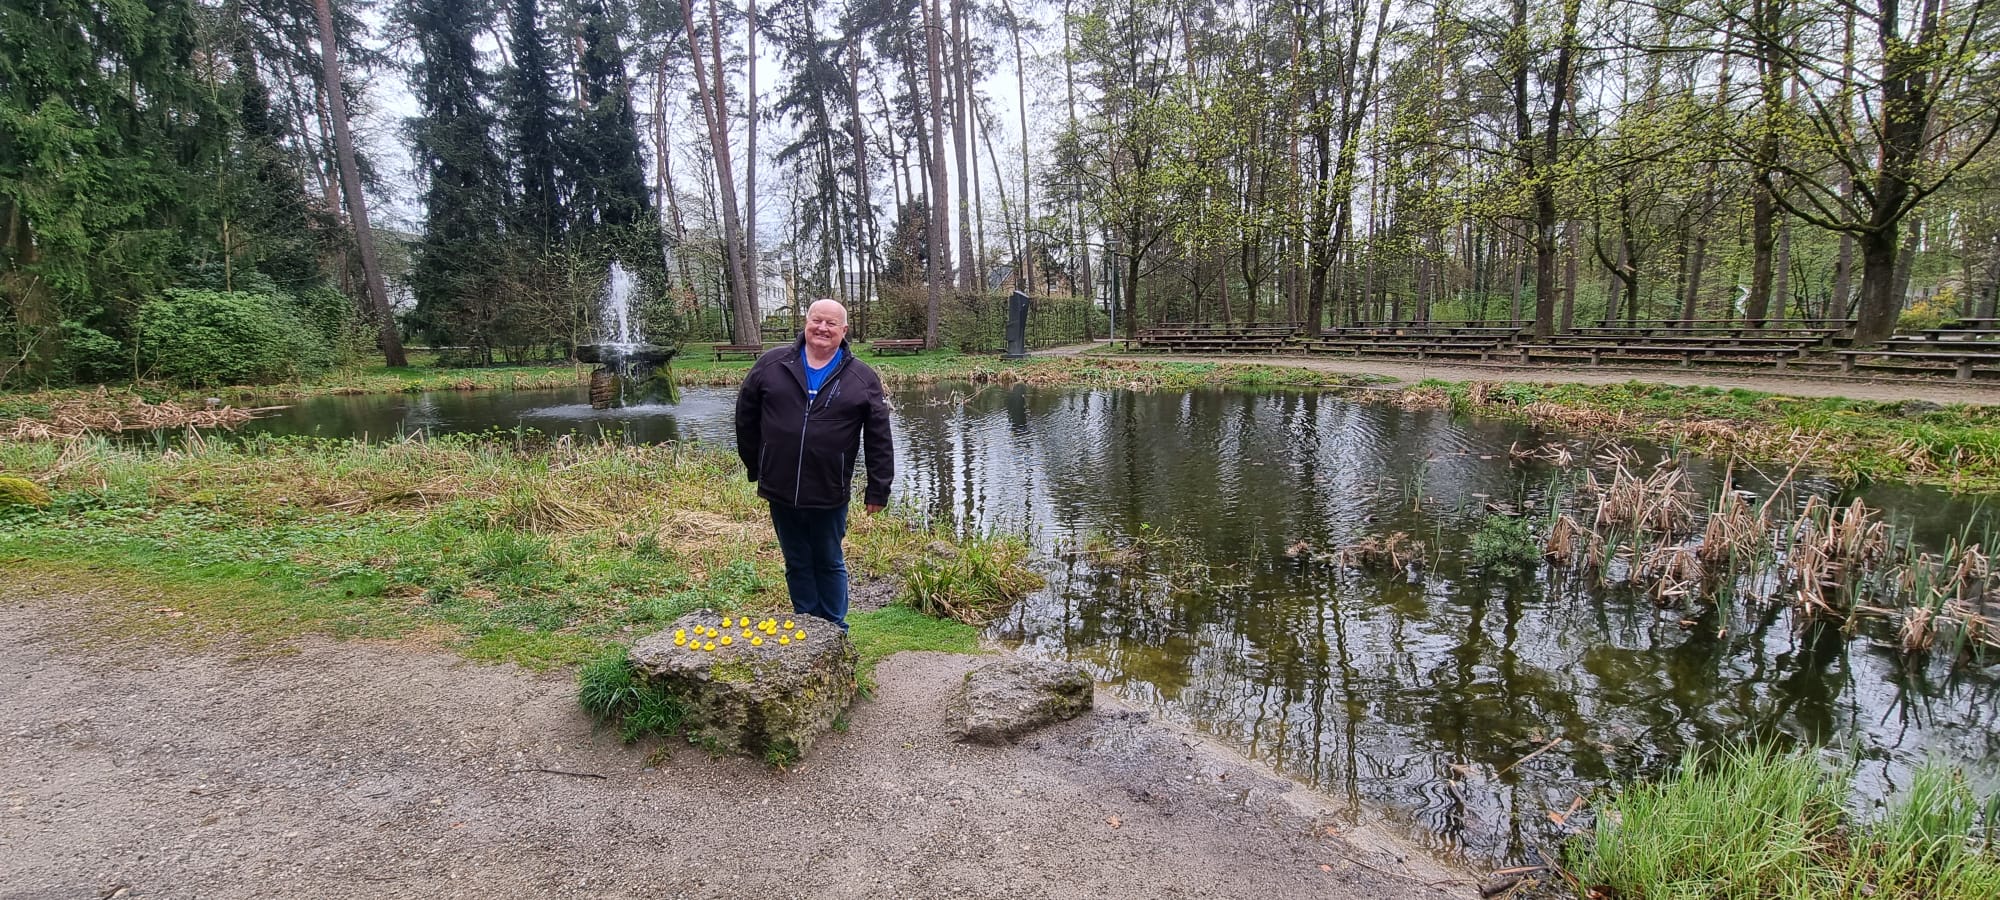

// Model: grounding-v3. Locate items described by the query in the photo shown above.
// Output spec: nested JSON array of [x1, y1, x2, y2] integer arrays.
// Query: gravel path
[[1, 577, 1474, 900], [1041, 342, 2000, 405]]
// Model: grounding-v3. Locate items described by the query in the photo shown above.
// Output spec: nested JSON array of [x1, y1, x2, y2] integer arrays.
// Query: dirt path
[[1039, 342, 2000, 405], [0, 577, 1474, 900]]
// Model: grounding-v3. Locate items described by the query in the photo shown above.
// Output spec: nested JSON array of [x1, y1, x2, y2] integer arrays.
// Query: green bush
[[135, 288, 334, 386], [55, 321, 127, 383]]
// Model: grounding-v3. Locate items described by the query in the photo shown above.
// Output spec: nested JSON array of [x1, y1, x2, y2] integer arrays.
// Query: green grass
[[1571, 746, 2000, 899], [848, 604, 983, 678], [1414, 379, 2000, 491], [0, 433, 1030, 670]]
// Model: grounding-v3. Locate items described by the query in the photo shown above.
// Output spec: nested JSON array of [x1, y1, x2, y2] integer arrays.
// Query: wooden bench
[[1836, 349, 2000, 382], [712, 343, 770, 361], [1520, 342, 1810, 368], [868, 338, 926, 355]]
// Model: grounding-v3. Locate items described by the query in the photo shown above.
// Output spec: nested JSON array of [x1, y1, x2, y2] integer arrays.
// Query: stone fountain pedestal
[[577, 342, 676, 409]]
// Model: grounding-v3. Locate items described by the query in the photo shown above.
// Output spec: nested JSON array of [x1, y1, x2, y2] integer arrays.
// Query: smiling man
[[733, 299, 894, 630]]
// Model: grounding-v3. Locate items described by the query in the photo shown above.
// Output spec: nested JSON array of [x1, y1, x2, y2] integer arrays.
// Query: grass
[[1571, 746, 2000, 899], [0, 432, 1029, 670], [1402, 379, 2000, 491]]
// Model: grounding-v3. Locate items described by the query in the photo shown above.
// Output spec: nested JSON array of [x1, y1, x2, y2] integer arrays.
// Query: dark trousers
[[767, 500, 850, 629]]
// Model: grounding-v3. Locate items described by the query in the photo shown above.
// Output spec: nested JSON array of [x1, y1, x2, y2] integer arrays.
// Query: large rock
[[947, 658, 1094, 745], [629, 609, 857, 763]]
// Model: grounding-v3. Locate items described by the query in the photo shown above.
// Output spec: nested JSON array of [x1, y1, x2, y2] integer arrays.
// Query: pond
[[238, 382, 2000, 865]]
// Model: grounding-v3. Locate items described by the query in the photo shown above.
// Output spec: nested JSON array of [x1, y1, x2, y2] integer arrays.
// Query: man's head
[[804, 298, 849, 356]]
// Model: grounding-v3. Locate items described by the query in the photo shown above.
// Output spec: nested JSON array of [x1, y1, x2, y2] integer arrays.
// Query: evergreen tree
[[402, 0, 509, 357], [1, 0, 225, 380], [567, 0, 652, 234], [225, 27, 327, 291], [503, 0, 567, 243]]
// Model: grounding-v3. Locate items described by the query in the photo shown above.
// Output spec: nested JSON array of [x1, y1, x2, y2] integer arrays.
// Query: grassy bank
[[0, 433, 1007, 671], [1399, 380, 2000, 492], [0, 349, 1381, 431], [1570, 747, 2000, 899]]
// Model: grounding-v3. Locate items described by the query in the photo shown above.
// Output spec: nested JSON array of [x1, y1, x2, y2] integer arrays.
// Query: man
[[734, 299, 893, 630]]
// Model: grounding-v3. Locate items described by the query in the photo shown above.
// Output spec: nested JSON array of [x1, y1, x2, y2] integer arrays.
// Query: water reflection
[[238, 382, 2000, 865]]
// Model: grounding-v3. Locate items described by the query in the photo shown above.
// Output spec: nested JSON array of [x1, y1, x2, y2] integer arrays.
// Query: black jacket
[[734, 337, 894, 509]]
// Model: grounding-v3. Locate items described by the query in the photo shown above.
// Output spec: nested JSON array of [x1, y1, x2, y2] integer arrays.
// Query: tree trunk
[[1560, 221, 1579, 332], [745, 0, 758, 324], [314, 0, 405, 366], [682, 0, 754, 344], [949, 0, 975, 293], [1002, 0, 1032, 295], [923, 0, 951, 346]]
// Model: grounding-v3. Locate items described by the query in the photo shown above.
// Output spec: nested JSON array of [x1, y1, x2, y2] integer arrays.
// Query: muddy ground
[[0, 578, 1476, 900]]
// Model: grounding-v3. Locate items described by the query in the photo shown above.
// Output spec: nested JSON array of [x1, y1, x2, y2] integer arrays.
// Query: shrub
[[1898, 289, 1960, 334], [55, 321, 127, 383], [134, 288, 334, 386]]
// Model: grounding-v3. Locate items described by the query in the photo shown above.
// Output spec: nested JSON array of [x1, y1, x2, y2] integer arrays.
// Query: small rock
[[946, 659, 1094, 745]]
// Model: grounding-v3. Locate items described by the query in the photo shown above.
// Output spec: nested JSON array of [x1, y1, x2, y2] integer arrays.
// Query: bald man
[[733, 299, 894, 629]]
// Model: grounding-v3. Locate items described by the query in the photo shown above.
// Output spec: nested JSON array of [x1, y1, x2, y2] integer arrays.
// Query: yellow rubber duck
[[783, 619, 795, 630], [705, 627, 718, 638], [750, 636, 763, 647], [794, 629, 807, 640], [673, 628, 687, 640], [741, 628, 753, 638], [777, 636, 791, 646], [720, 616, 733, 628], [702, 641, 716, 651], [673, 634, 687, 646]]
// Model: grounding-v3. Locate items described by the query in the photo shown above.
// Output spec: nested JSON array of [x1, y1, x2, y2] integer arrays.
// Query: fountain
[[577, 261, 677, 409]]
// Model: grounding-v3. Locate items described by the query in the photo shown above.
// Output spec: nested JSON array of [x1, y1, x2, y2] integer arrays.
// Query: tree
[[402, 0, 508, 358], [315, 0, 406, 365]]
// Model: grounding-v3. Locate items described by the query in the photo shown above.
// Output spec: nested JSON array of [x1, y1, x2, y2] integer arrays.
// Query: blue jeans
[[768, 501, 850, 629]]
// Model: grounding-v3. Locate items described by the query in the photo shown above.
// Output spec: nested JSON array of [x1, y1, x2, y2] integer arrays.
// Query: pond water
[[237, 383, 2000, 865]]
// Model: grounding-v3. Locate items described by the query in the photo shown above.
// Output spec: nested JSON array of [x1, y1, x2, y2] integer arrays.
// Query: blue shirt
[[804, 348, 841, 401]]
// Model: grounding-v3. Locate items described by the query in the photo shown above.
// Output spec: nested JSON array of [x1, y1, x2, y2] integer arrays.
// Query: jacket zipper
[[792, 348, 852, 506]]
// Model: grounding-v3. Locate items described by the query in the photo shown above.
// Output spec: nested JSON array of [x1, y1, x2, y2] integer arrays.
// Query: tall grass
[[1571, 747, 2000, 900]]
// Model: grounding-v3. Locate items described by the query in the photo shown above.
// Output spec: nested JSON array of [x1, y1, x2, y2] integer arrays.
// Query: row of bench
[[1132, 318, 2000, 382]]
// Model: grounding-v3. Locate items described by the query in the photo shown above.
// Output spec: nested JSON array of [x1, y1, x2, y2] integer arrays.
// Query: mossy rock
[[628, 608, 858, 763], [0, 475, 50, 509]]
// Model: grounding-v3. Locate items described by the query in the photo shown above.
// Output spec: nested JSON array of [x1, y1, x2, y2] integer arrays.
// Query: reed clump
[[1570, 746, 2000, 900], [899, 533, 1041, 625]]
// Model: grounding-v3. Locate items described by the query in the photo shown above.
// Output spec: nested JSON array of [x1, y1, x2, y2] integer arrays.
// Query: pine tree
[[503, 0, 568, 244], [567, 0, 652, 235], [402, 0, 509, 358]]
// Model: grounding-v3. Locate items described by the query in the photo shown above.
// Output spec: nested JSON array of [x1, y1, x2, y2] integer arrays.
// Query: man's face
[[805, 303, 847, 355]]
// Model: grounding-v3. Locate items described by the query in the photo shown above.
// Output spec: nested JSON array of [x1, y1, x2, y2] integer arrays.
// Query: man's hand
[[865, 503, 885, 515]]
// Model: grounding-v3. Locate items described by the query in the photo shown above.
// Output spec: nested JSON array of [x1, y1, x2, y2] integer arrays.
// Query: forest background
[[2, 0, 1996, 387]]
